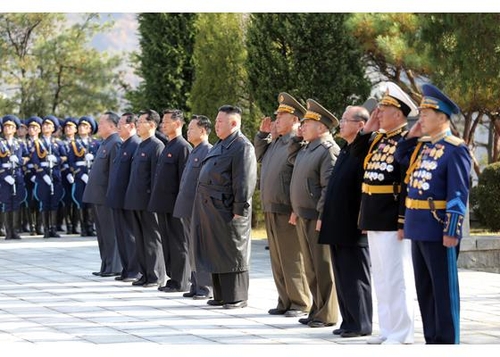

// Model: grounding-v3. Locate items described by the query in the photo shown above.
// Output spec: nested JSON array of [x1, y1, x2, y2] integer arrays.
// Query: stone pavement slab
[[1, 234, 500, 355]]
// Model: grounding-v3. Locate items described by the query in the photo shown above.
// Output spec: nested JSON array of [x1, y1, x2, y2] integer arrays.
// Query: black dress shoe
[[100, 272, 121, 277], [299, 317, 312, 325], [143, 282, 158, 288], [92, 271, 102, 276], [268, 308, 286, 315], [207, 299, 224, 306], [132, 279, 146, 286], [122, 277, 139, 282], [223, 300, 247, 309], [308, 320, 335, 328], [115, 276, 124, 281], [333, 328, 345, 335], [340, 331, 367, 338], [284, 309, 308, 317], [193, 294, 211, 300], [159, 286, 181, 293], [183, 291, 196, 298]]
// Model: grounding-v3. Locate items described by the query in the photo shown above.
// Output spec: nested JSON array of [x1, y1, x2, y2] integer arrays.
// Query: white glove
[[43, 174, 52, 186], [4, 175, 15, 185], [85, 153, 94, 161], [9, 155, 19, 164], [47, 154, 57, 163], [81, 173, 89, 184], [31, 175, 36, 183], [66, 173, 75, 184]]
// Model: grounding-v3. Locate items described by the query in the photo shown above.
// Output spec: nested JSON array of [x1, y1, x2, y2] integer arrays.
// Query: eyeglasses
[[339, 118, 362, 124]]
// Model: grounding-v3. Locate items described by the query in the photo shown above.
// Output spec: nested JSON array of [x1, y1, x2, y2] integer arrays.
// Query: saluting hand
[[362, 107, 380, 133], [408, 120, 424, 138], [259, 117, 272, 133]]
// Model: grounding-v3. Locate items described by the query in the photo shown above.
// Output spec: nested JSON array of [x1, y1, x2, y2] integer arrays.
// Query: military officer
[[288, 99, 340, 328], [149, 109, 192, 293], [69, 116, 100, 237], [31, 115, 67, 238], [16, 119, 30, 233], [351, 82, 417, 344], [0, 115, 29, 240], [254, 92, 312, 318], [395, 84, 471, 344]]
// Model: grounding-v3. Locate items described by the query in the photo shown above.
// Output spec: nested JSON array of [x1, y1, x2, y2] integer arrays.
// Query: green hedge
[[473, 162, 500, 231]]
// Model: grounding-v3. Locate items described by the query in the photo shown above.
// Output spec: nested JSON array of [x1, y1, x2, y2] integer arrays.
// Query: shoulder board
[[321, 141, 333, 149], [444, 136, 465, 146]]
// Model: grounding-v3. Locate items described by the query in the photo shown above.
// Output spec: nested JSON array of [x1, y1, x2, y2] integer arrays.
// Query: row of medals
[[411, 144, 445, 193], [364, 141, 397, 181]]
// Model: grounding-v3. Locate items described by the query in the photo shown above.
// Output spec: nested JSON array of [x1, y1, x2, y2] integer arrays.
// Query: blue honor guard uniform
[[395, 83, 472, 344]]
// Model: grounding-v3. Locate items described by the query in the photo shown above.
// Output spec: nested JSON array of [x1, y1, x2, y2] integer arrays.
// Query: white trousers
[[368, 231, 415, 343]]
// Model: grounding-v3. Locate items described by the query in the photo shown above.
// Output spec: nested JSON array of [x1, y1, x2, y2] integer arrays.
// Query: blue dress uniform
[[31, 115, 67, 238], [395, 84, 472, 344], [67, 116, 100, 236], [0, 115, 28, 240], [60, 117, 79, 234], [24, 116, 44, 235]]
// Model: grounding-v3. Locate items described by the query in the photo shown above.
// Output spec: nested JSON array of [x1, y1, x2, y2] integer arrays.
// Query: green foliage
[[473, 162, 500, 231], [0, 13, 123, 118], [126, 13, 197, 114], [190, 13, 251, 142], [246, 13, 370, 120]]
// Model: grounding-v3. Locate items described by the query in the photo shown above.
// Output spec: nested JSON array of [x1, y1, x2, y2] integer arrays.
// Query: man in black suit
[[82, 111, 122, 277], [149, 109, 192, 293], [106, 112, 141, 282], [173, 115, 213, 299], [124, 109, 166, 288], [318, 104, 373, 338]]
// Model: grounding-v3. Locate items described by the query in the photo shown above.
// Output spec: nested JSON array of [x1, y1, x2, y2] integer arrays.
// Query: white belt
[[2, 163, 13, 169], [75, 161, 87, 167], [27, 164, 34, 169], [40, 162, 50, 167]]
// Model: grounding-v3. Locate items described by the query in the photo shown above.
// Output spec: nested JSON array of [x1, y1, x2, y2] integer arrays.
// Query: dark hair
[[190, 114, 212, 135], [218, 105, 242, 115], [138, 109, 160, 127], [163, 109, 184, 124], [121, 112, 137, 125], [104, 111, 120, 126]]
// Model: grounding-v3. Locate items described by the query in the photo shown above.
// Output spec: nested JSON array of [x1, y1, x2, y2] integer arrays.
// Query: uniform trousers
[[330, 244, 373, 335], [265, 212, 311, 312], [212, 271, 249, 303], [157, 212, 190, 290], [129, 210, 166, 285], [93, 204, 121, 274], [112, 208, 140, 279], [295, 217, 339, 324], [367, 231, 415, 343], [182, 217, 212, 296], [412, 240, 460, 344]]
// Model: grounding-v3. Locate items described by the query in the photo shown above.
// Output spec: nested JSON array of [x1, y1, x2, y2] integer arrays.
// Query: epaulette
[[444, 136, 464, 146], [321, 141, 333, 149]]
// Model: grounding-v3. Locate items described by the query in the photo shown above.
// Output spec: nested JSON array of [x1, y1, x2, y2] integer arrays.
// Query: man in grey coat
[[192, 105, 257, 309], [289, 99, 340, 328], [254, 93, 312, 318], [82, 111, 122, 277]]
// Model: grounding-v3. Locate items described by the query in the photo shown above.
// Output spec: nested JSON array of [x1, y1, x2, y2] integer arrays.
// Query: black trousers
[[93, 204, 121, 274], [330, 244, 373, 335], [212, 271, 249, 303], [112, 208, 140, 279]]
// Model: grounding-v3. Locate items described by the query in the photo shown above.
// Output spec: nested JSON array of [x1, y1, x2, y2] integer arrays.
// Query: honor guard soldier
[[25, 116, 44, 235], [0, 115, 29, 240], [289, 99, 340, 328], [254, 92, 312, 318], [68, 116, 100, 237], [395, 84, 472, 344], [60, 117, 79, 234], [352, 82, 417, 344], [31, 115, 67, 238], [16, 119, 31, 233]]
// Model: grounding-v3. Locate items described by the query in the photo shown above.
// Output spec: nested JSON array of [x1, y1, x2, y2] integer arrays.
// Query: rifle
[[47, 139, 54, 196]]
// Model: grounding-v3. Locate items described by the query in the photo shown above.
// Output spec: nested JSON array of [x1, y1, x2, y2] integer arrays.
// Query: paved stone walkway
[[1, 234, 499, 354]]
